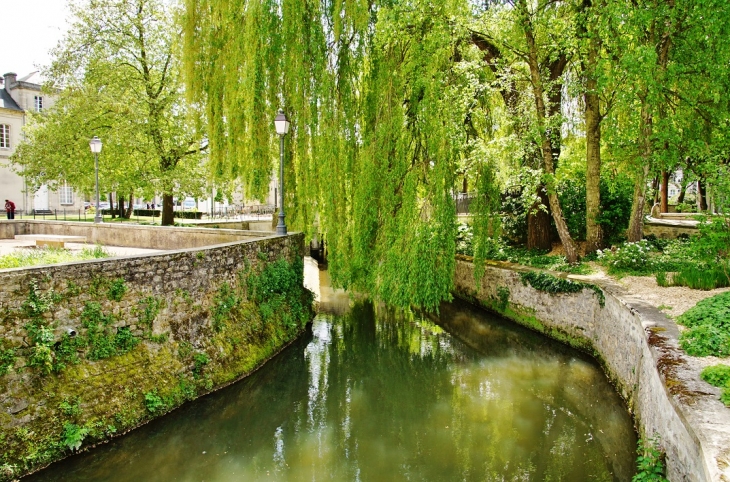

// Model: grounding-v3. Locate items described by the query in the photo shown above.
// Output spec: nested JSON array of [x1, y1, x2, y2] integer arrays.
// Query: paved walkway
[[0, 239, 164, 257]]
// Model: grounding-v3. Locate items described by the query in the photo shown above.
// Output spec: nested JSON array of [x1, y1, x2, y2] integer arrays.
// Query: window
[[34, 96, 43, 112], [59, 182, 74, 205], [0, 124, 9, 148]]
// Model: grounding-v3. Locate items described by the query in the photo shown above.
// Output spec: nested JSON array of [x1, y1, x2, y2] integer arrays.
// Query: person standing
[[4, 199, 15, 220]]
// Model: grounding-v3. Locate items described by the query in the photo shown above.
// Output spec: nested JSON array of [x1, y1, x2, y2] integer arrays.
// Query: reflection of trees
[[31, 300, 635, 481]]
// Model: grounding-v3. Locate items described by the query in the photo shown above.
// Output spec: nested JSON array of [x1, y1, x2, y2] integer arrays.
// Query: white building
[[0, 72, 84, 214]]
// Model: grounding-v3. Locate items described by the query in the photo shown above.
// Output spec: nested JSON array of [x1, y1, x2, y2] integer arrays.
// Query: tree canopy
[[13, 0, 207, 224], [182, 0, 730, 310]]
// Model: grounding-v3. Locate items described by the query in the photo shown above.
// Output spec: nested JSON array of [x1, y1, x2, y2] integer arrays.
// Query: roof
[[0, 88, 22, 112]]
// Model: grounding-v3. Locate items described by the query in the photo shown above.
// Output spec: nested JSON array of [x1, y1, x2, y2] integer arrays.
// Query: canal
[[28, 284, 636, 481]]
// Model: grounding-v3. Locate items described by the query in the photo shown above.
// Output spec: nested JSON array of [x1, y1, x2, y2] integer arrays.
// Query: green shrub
[[59, 398, 82, 417], [0, 345, 15, 376], [114, 327, 139, 354], [597, 241, 655, 274], [632, 437, 668, 481], [700, 364, 730, 387], [676, 292, 730, 357], [496, 286, 510, 311], [519, 271, 605, 307], [144, 390, 165, 414], [211, 282, 239, 332], [107, 278, 127, 301], [61, 422, 88, 452], [192, 352, 209, 378]]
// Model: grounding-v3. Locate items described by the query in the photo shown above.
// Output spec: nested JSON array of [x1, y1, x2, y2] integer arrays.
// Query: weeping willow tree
[[183, 0, 505, 311]]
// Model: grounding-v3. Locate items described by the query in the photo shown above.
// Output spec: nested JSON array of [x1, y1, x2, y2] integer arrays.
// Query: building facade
[[0, 72, 84, 214]]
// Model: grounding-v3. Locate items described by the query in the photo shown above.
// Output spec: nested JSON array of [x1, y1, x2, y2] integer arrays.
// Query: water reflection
[[28, 299, 635, 481]]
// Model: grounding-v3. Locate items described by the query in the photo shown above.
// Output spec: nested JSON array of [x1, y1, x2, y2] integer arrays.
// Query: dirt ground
[[586, 265, 730, 317]]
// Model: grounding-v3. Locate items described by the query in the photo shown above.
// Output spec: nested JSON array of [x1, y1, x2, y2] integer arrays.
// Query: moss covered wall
[[0, 233, 314, 480]]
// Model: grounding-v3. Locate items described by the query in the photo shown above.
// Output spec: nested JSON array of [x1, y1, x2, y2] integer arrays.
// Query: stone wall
[[644, 221, 699, 239], [453, 258, 730, 482], [0, 232, 313, 480], [0, 220, 272, 250]]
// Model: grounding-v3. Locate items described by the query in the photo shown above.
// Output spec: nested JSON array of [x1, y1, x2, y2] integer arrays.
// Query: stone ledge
[[453, 258, 730, 482]]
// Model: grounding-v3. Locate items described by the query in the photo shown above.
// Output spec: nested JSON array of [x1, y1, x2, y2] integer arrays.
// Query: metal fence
[[455, 192, 477, 215]]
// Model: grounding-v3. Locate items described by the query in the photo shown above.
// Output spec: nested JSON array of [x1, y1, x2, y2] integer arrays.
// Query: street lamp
[[89, 136, 103, 224], [274, 109, 290, 235]]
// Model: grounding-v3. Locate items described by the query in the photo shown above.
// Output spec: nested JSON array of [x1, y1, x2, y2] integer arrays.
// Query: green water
[[28, 299, 636, 481]]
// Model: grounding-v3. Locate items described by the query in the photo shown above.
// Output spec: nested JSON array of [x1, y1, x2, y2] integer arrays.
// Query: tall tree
[[12, 0, 207, 225]]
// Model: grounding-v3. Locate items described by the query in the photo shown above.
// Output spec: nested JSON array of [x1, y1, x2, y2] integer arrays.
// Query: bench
[[14, 234, 87, 249]]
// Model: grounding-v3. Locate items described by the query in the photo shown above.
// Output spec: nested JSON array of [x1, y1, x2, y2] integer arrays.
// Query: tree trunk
[[519, 0, 579, 262], [118, 195, 126, 219], [527, 187, 552, 251], [677, 177, 687, 204], [109, 192, 116, 219], [585, 70, 602, 253], [660, 171, 669, 213], [698, 178, 708, 211], [125, 189, 134, 218], [161, 193, 175, 225], [580, 0, 603, 254], [627, 97, 653, 242]]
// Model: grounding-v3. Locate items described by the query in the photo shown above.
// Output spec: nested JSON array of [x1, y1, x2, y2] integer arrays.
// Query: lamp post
[[274, 109, 290, 235], [89, 136, 103, 224]]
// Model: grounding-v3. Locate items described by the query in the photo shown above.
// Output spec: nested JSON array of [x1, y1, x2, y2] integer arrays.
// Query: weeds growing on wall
[[107, 278, 127, 302], [247, 257, 314, 329], [676, 292, 730, 357], [632, 436, 668, 481], [0, 343, 15, 376], [211, 283, 239, 332], [519, 271, 605, 307]]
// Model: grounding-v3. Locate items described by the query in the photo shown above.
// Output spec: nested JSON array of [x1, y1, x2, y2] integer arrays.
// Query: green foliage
[[456, 227, 592, 275], [192, 352, 209, 378], [211, 283, 239, 332], [248, 257, 314, 329], [59, 398, 82, 417], [177, 341, 193, 360], [144, 390, 165, 414], [597, 241, 655, 274], [61, 423, 88, 452], [0, 246, 111, 269], [677, 292, 730, 357], [81, 302, 139, 361], [0, 342, 15, 376], [701, 364, 730, 389], [107, 278, 127, 302], [138, 296, 162, 329], [496, 286, 510, 311], [671, 268, 730, 290], [12, 0, 207, 226], [632, 437, 668, 482], [520, 272, 605, 307]]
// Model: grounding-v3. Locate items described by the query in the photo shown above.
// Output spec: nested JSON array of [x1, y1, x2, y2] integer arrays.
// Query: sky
[[0, 0, 71, 79]]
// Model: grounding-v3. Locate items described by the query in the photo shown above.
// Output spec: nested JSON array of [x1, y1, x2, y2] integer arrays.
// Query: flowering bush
[[597, 240, 656, 273]]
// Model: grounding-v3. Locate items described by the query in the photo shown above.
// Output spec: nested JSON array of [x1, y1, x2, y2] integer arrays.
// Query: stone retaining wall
[[453, 258, 730, 482], [644, 222, 699, 239], [0, 220, 272, 250], [0, 231, 312, 480]]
